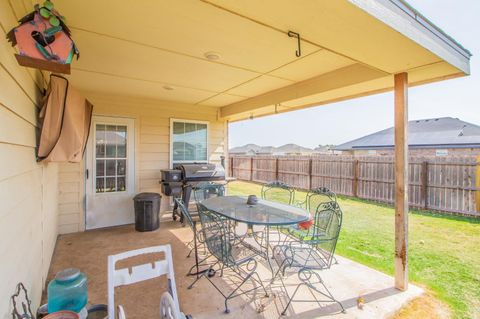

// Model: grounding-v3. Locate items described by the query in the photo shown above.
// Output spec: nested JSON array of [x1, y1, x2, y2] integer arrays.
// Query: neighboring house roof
[[229, 143, 312, 155], [229, 144, 275, 154], [313, 145, 335, 153], [274, 144, 313, 154], [335, 117, 480, 150]]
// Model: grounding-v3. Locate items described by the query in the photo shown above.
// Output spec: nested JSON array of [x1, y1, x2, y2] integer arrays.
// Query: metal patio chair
[[193, 181, 240, 229], [176, 182, 226, 225], [272, 201, 345, 315], [287, 187, 337, 241], [188, 203, 268, 314], [192, 181, 250, 244], [174, 198, 211, 278], [193, 182, 225, 204], [298, 187, 337, 211], [261, 181, 296, 244], [261, 181, 295, 205]]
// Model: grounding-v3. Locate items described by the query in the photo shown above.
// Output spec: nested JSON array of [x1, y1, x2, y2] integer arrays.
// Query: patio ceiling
[[55, 0, 471, 121]]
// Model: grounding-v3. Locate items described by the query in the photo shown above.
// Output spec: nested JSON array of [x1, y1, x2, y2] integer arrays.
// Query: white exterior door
[[85, 116, 135, 229]]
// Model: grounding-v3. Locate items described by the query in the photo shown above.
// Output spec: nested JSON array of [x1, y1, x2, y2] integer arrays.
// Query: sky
[[229, 0, 480, 149]]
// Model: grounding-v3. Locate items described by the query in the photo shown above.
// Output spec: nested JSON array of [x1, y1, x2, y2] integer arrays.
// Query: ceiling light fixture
[[204, 51, 221, 61]]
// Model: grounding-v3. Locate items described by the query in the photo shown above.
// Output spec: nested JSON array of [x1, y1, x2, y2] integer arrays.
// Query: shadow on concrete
[[285, 286, 402, 318]]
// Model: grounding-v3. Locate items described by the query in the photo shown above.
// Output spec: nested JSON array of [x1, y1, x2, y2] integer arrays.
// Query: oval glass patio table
[[200, 195, 310, 226], [200, 195, 310, 276]]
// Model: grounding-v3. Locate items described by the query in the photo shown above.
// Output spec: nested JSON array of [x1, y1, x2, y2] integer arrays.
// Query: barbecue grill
[[160, 163, 225, 222]]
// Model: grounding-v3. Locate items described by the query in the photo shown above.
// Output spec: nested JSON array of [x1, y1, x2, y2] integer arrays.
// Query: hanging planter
[[6, 1, 79, 74]]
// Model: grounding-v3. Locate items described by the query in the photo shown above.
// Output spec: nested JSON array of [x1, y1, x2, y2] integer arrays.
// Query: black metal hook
[[288, 31, 301, 57]]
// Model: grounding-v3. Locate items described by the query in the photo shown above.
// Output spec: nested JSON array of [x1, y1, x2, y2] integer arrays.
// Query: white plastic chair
[[107, 245, 190, 319]]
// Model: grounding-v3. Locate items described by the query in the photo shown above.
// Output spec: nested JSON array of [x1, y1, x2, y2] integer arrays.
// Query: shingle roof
[[335, 117, 480, 150]]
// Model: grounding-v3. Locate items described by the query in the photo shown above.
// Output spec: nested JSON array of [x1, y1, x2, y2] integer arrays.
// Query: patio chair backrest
[[306, 187, 337, 214], [261, 181, 295, 205], [107, 245, 181, 319], [193, 182, 225, 205], [174, 197, 195, 231], [197, 203, 234, 266], [311, 201, 343, 268]]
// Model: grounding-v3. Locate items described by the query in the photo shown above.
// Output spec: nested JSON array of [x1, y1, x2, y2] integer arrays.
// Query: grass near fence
[[228, 181, 480, 319]]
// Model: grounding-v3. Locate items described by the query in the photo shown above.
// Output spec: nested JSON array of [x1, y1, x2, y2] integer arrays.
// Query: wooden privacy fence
[[230, 155, 480, 216]]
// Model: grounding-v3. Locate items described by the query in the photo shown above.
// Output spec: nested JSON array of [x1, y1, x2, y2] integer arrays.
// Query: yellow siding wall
[[58, 161, 85, 234], [0, 1, 60, 317], [58, 93, 228, 233]]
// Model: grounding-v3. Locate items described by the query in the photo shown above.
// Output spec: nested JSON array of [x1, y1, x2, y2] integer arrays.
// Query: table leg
[[245, 224, 277, 278], [266, 226, 274, 277]]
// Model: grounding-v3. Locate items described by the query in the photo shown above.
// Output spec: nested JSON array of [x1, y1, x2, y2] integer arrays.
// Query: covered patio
[[0, 0, 471, 318], [45, 219, 423, 318]]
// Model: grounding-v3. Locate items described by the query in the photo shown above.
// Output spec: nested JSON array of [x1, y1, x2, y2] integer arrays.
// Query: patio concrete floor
[[44, 217, 423, 318]]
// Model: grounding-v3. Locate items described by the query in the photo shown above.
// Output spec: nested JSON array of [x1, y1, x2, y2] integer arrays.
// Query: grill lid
[[176, 163, 225, 181]]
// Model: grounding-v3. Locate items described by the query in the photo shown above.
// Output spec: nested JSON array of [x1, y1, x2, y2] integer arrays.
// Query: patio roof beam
[[394, 72, 409, 290], [220, 64, 388, 118]]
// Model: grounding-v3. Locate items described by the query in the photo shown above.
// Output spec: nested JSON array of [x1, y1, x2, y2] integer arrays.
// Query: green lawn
[[228, 181, 480, 319]]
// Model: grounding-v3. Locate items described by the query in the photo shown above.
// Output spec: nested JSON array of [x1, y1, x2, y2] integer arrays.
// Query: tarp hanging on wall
[[38, 74, 93, 162]]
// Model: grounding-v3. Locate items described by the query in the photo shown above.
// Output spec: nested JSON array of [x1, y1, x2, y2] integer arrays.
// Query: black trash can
[[133, 192, 161, 232]]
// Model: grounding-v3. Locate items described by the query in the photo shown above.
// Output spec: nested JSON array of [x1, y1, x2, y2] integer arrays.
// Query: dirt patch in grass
[[391, 293, 451, 319]]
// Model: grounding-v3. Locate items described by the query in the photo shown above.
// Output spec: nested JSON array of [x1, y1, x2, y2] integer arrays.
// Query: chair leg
[[281, 270, 346, 315], [187, 270, 204, 290], [332, 256, 339, 265], [219, 263, 225, 277], [223, 267, 255, 313], [188, 262, 218, 289], [316, 278, 346, 313], [186, 245, 194, 258], [271, 257, 289, 283], [193, 229, 199, 276], [252, 271, 269, 297], [186, 254, 210, 277], [224, 299, 230, 314], [281, 283, 304, 315]]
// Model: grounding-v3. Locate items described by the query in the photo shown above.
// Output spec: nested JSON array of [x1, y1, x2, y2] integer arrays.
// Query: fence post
[[275, 157, 279, 181], [352, 159, 359, 197], [476, 156, 480, 213], [421, 161, 428, 209], [250, 157, 254, 181], [308, 158, 313, 190]]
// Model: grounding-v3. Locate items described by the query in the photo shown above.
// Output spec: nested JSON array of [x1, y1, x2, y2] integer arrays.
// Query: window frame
[[94, 123, 128, 194], [169, 118, 209, 167], [87, 116, 136, 198]]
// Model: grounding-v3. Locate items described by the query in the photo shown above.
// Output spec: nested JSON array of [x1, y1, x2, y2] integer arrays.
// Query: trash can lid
[[134, 192, 161, 201]]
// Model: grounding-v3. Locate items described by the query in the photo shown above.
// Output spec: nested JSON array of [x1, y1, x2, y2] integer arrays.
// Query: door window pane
[[105, 177, 116, 192], [117, 126, 127, 157], [95, 124, 128, 193], [106, 125, 117, 157], [172, 121, 207, 163], [105, 160, 116, 176], [96, 178, 105, 193], [96, 160, 105, 177], [116, 176, 126, 192], [96, 125, 106, 158], [117, 160, 126, 175]]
